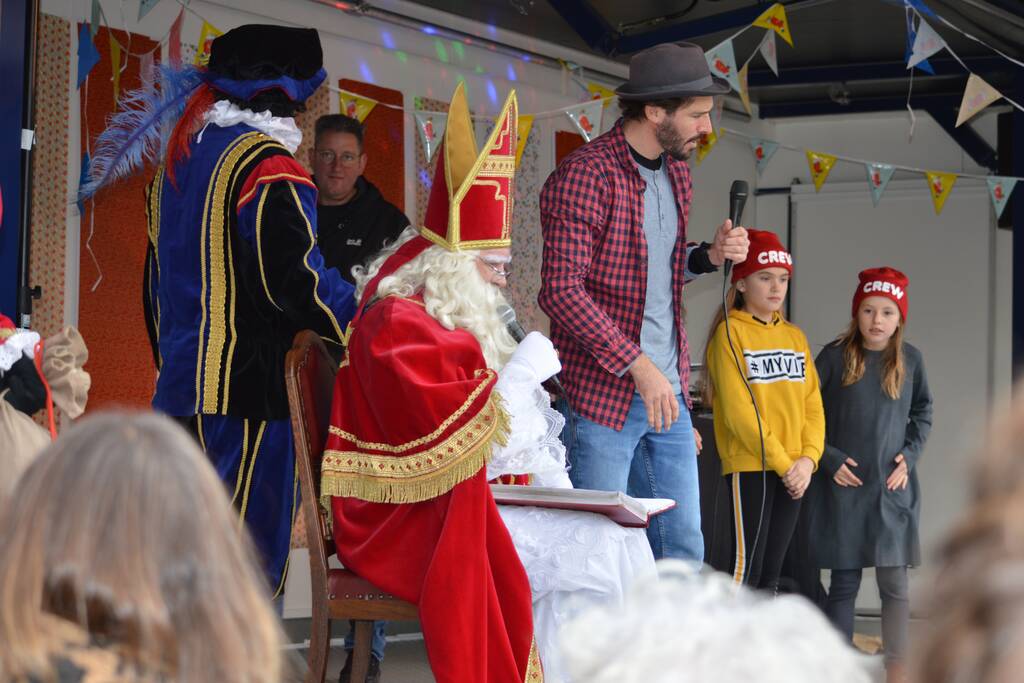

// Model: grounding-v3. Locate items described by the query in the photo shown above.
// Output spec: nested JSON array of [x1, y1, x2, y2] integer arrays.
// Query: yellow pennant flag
[[696, 128, 719, 164], [926, 171, 957, 215], [738, 62, 753, 116], [338, 92, 377, 123], [956, 73, 1003, 127], [195, 21, 223, 66], [753, 3, 793, 47], [806, 150, 837, 191], [515, 114, 534, 168], [111, 39, 122, 105], [587, 82, 616, 108]]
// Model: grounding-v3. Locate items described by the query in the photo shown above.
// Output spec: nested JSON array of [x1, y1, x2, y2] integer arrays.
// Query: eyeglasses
[[314, 150, 362, 167], [477, 257, 512, 277]]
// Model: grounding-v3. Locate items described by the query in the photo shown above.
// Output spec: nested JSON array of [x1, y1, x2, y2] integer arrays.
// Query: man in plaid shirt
[[539, 42, 750, 562]]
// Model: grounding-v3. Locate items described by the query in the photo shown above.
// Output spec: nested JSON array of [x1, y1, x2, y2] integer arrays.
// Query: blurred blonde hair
[[0, 411, 286, 683], [914, 392, 1024, 683]]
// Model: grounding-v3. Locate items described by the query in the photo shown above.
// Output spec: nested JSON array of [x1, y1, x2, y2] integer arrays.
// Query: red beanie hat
[[852, 267, 909, 320], [731, 229, 792, 283]]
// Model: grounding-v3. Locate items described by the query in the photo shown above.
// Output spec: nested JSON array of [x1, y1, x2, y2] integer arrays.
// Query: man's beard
[[656, 118, 699, 161]]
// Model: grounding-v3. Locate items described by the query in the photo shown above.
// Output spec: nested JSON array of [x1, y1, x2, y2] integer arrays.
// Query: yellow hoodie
[[707, 309, 824, 476]]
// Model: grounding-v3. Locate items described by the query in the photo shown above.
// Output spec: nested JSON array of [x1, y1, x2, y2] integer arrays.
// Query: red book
[[490, 485, 676, 529]]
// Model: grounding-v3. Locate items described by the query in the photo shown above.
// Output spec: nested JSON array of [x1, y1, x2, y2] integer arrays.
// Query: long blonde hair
[[0, 412, 286, 683], [699, 286, 745, 406], [835, 318, 905, 400]]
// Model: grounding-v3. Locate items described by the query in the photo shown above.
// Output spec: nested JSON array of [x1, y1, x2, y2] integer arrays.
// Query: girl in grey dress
[[810, 267, 933, 683]]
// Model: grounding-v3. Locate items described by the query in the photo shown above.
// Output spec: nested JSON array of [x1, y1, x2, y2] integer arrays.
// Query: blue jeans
[[344, 621, 387, 662], [559, 393, 703, 562]]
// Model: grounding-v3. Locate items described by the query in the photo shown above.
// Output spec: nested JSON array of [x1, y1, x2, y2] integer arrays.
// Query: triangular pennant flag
[[138, 0, 162, 21], [806, 150, 838, 191], [77, 152, 91, 215], [587, 82, 616, 108], [338, 92, 377, 123], [565, 99, 603, 142], [865, 163, 896, 206], [710, 97, 724, 133], [706, 39, 741, 92], [956, 74, 1003, 127], [415, 111, 447, 160], [696, 129, 719, 164], [925, 171, 957, 214], [111, 39, 123, 105], [168, 9, 183, 66], [986, 176, 1017, 219], [752, 3, 793, 47], [194, 21, 223, 67], [90, 0, 103, 38], [77, 23, 101, 89], [907, 18, 946, 69], [759, 30, 779, 77], [750, 138, 779, 175], [515, 114, 534, 168], [738, 62, 753, 116], [904, 13, 934, 74]]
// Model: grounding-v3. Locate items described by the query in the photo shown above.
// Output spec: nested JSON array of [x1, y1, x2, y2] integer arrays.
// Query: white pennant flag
[[987, 176, 1018, 219], [565, 99, 603, 142], [759, 30, 779, 77], [907, 18, 946, 69], [415, 111, 447, 161], [749, 138, 779, 175], [706, 39, 741, 92]]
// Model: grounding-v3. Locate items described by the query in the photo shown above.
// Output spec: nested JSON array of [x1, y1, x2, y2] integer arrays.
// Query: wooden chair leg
[[351, 620, 373, 683], [305, 604, 332, 683]]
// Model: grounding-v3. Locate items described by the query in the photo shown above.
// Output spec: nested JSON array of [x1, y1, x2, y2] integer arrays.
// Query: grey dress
[[808, 342, 933, 569]]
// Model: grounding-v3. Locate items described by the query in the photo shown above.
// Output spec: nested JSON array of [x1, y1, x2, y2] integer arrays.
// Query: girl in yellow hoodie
[[703, 229, 824, 590]]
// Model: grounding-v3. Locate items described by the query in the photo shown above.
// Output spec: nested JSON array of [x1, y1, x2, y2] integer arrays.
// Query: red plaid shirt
[[539, 119, 697, 430]]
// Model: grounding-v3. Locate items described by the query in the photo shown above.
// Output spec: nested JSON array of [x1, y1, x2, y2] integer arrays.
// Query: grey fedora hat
[[615, 42, 731, 100]]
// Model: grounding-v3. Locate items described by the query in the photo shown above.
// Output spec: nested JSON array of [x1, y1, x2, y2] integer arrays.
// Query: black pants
[[730, 471, 802, 590]]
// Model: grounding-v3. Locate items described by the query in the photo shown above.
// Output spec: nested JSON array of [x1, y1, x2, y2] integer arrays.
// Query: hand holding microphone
[[711, 180, 751, 277]]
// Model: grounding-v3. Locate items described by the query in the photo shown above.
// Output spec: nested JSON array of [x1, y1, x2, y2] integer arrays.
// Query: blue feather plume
[[80, 63, 205, 199]]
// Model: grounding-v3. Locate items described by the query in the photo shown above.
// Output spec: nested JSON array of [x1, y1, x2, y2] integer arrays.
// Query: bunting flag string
[[339, 91, 377, 122], [987, 177, 1018, 219], [564, 99, 603, 142], [956, 73, 1004, 127], [865, 162, 896, 207], [752, 3, 793, 47], [925, 171, 957, 215], [194, 20, 222, 66], [414, 111, 447, 161], [696, 129, 719, 164], [515, 115, 534, 168], [749, 138, 779, 176], [806, 150, 838, 191]]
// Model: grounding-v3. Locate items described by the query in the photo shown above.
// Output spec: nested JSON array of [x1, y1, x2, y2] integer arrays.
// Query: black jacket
[[316, 177, 410, 283]]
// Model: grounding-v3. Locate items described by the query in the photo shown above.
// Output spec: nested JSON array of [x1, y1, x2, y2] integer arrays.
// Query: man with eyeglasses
[[311, 114, 410, 283]]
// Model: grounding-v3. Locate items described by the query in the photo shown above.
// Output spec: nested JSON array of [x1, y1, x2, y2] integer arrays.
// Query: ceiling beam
[[747, 56, 1006, 88], [615, 3, 768, 54], [757, 92, 960, 117]]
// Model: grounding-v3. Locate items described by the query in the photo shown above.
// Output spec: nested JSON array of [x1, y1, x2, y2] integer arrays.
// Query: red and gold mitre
[[421, 82, 517, 251]]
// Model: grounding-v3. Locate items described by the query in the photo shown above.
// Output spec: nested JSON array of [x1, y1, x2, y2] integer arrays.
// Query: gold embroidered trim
[[288, 181, 347, 342], [320, 393, 509, 505], [525, 638, 543, 682], [145, 167, 165, 366], [255, 185, 283, 311], [237, 172, 312, 209], [194, 131, 263, 413], [221, 141, 283, 412], [239, 419, 266, 523], [327, 369, 497, 452]]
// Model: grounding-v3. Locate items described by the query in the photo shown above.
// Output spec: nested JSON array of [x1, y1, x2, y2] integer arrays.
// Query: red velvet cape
[[323, 295, 542, 682]]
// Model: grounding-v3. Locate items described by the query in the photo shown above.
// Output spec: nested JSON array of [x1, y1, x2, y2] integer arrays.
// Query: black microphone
[[723, 179, 749, 280], [497, 304, 565, 397]]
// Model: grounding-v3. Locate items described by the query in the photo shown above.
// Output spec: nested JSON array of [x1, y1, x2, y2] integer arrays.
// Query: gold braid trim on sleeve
[[320, 392, 510, 505], [525, 638, 544, 682]]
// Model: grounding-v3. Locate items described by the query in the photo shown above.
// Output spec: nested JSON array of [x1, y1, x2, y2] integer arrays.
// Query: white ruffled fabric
[[200, 100, 303, 153], [492, 364, 657, 683], [0, 329, 40, 374]]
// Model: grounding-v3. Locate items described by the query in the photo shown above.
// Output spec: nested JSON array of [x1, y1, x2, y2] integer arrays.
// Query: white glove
[[506, 331, 561, 383]]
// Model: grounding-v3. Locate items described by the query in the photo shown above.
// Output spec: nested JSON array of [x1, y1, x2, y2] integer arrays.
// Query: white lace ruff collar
[[201, 100, 303, 153]]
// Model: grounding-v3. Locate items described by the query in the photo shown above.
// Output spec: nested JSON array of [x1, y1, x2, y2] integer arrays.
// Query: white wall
[[44, 0, 1012, 617]]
